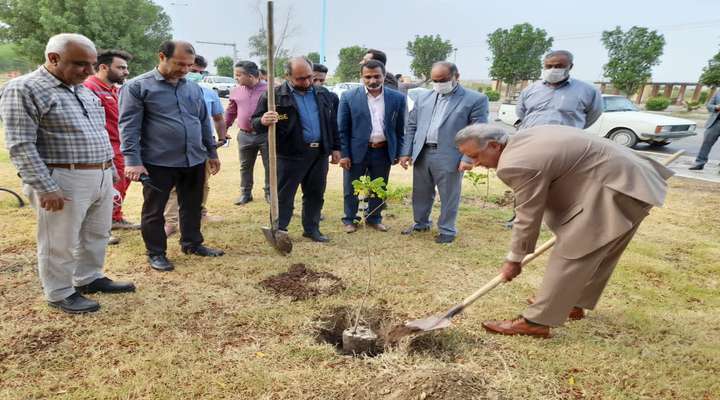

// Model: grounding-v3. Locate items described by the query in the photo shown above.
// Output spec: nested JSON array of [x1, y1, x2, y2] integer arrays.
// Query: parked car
[[330, 82, 362, 99], [198, 75, 236, 98], [497, 95, 697, 148]]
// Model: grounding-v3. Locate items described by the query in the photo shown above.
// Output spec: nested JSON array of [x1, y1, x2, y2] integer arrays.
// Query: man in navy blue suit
[[338, 59, 406, 233]]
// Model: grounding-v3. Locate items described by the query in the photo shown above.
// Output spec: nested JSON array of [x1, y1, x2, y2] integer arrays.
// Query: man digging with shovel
[[455, 124, 674, 338]]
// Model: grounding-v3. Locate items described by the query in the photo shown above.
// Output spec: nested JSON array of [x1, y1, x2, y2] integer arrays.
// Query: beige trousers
[[164, 160, 211, 226], [24, 168, 113, 302], [523, 223, 642, 327]]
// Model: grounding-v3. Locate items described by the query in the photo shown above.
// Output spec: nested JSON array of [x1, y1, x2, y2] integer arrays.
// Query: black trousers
[[277, 147, 328, 233], [141, 163, 205, 256], [342, 147, 391, 225]]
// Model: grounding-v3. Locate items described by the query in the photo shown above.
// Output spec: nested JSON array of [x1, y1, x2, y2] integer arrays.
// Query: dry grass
[[0, 125, 719, 399]]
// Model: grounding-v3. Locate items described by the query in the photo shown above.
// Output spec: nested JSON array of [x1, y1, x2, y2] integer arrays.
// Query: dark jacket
[[252, 81, 340, 158]]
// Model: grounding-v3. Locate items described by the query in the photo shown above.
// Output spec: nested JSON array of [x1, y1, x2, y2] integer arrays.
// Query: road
[[489, 108, 720, 183]]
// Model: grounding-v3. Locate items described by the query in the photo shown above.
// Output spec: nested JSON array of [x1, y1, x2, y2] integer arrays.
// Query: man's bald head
[[157, 40, 196, 83], [284, 56, 314, 92], [43, 33, 97, 86]]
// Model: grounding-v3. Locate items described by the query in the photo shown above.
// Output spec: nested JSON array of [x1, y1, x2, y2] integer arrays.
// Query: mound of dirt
[[352, 369, 493, 399], [259, 263, 345, 301]]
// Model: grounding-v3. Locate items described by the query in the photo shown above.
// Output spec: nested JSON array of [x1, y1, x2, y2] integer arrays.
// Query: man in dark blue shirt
[[120, 40, 224, 272], [252, 57, 341, 242]]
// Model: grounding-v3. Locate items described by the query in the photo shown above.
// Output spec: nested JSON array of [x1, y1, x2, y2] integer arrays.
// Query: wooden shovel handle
[[455, 149, 685, 312], [265, 1, 280, 228]]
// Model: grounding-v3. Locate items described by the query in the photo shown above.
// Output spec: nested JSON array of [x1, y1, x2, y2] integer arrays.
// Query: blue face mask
[[186, 72, 203, 82]]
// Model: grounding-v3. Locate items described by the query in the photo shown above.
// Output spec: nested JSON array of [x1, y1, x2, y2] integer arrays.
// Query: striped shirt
[[0, 67, 113, 193]]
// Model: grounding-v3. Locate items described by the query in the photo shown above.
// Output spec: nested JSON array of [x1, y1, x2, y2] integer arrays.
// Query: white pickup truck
[[497, 94, 697, 148]]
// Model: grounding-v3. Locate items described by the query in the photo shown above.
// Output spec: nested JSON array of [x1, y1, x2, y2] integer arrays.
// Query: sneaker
[[112, 219, 140, 230]]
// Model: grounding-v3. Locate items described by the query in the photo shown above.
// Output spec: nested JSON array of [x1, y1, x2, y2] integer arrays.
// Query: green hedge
[[645, 96, 671, 111]]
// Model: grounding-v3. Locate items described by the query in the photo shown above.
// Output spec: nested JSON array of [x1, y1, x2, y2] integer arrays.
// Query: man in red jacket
[[84, 49, 138, 244]]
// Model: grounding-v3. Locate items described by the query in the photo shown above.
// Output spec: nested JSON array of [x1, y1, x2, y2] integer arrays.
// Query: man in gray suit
[[399, 62, 489, 243], [689, 91, 720, 170]]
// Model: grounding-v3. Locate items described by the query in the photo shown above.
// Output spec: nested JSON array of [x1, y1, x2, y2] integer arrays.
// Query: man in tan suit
[[455, 124, 673, 338]]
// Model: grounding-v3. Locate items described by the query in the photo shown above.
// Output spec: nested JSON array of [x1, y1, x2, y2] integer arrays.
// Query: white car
[[497, 95, 697, 148], [198, 75, 236, 98], [331, 82, 362, 99]]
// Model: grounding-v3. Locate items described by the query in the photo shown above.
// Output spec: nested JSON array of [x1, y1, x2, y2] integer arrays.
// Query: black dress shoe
[[689, 163, 705, 171], [75, 277, 136, 294], [435, 234, 455, 244], [234, 195, 253, 205], [303, 231, 330, 243], [181, 245, 225, 257], [148, 255, 174, 271], [401, 224, 430, 235], [48, 292, 100, 314]]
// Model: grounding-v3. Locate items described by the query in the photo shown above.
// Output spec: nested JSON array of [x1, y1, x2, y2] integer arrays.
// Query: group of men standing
[[1, 34, 676, 341]]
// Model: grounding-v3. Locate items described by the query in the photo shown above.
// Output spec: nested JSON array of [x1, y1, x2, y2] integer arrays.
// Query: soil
[[350, 369, 494, 399], [314, 306, 398, 356], [259, 263, 345, 301]]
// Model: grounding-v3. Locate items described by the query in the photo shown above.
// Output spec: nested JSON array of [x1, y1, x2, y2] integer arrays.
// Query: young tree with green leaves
[[214, 56, 234, 77], [0, 0, 171, 74], [406, 34, 453, 81], [601, 26, 665, 97], [335, 45, 366, 82], [487, 23, 553, 99]]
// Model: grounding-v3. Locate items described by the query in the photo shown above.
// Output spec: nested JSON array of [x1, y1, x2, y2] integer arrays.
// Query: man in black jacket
[[252, 57, 341, 242]]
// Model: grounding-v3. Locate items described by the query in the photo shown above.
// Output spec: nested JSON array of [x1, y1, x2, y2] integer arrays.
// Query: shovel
[[392, 149, 685, 340], [260, 0, 292, 255]]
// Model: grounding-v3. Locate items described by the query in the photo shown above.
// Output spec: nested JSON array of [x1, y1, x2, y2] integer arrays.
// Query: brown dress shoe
[[366, 223, 388, 232], [344, 223, 358, 233], [482, 317, 551, 338], [527, 297, 585, 320]]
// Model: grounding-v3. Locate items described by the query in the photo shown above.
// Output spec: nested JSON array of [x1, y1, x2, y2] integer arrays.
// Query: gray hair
[[544, 50, 574, 64], [455, 124, 509, 148], [45, 33, 96, 60]]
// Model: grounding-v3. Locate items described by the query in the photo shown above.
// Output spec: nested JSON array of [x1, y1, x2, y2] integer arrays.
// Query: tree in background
[[335, 45, 366, 82], [247, 0, 296, 77], [0, 43, 33, 73], [214, 56, 234, 77], [487, 23, 553, 100], [307, 52, 320, 64], [0, 0, 172, 74], [601, 26, 665, 97], [406, 34, 453, 81], [700, 46, 720, 88]]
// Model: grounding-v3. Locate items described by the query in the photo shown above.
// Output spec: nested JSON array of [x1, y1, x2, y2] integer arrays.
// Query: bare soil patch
[[259, 263, 345, 301]]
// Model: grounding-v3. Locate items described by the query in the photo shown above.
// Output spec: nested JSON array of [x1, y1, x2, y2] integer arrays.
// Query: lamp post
[[319, 0, 327, 63], [196, 41, 239, 63]]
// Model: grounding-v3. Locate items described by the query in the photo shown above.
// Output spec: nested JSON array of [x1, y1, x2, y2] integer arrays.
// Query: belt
[[369, 141, 387, 149], [424, 143, 438, 149], [240, 129, 256, 134], [47, 160, 113, 170], [306, 142, 321, 148]]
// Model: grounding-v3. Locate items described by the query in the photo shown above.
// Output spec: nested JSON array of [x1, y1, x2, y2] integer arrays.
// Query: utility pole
[[319, 0, 327, 63], [196, 41, 239, 63]]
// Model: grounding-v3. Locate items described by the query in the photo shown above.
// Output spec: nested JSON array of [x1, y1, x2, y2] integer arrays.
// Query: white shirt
[[365, 87, 386, 143]]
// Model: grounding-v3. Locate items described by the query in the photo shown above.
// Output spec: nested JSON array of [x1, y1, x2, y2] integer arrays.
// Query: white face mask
[[433, 80, 455, 95], [542, 68, 569, 84]]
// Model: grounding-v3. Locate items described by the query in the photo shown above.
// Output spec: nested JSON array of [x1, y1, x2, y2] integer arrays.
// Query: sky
[[156, 0, 720, 83]]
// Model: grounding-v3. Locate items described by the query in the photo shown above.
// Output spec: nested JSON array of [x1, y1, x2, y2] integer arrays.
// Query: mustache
[[366, 82, 382, 89]]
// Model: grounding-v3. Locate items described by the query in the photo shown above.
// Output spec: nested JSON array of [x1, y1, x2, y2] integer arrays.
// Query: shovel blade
[[405, 314, 453, 332], [261, 226, 293, 255]]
